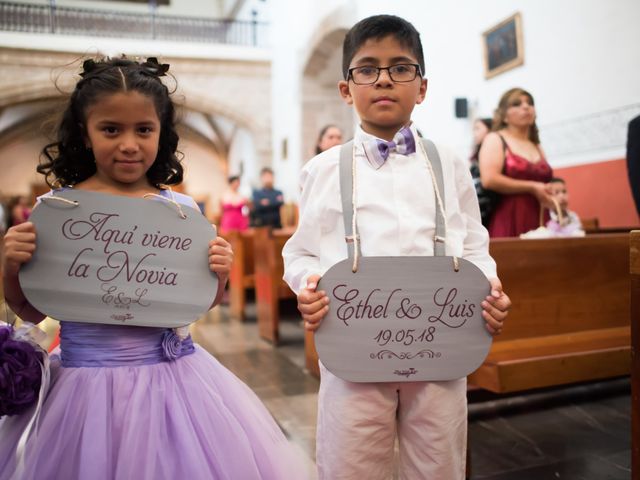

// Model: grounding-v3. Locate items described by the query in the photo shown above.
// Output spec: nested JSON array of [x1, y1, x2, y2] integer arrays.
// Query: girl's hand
[[297, 274, 329, 331], [482, 278, 511, 336], [2, 222, 37, 277], [1, 222, 45, 324], [208, 236, 233, 279]]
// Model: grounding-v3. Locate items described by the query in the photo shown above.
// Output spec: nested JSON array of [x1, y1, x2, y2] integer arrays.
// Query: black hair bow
[[80, 59, 97, 78], [142, 57, 170, 77]]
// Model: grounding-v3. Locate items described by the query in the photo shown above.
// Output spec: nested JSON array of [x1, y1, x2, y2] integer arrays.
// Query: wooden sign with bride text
[[19, 190, 218, 328]]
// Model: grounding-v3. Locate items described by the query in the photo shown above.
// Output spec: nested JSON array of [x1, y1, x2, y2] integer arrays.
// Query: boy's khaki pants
[[316, 362, 467, 480]]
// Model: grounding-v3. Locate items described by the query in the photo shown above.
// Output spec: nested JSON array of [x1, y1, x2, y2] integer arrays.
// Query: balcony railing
[[0, 1, 268, 46]]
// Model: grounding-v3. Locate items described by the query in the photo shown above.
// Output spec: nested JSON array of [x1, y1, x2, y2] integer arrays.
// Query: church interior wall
[[1, 0, 638, 226], [0, 43, 271, 221], [272, 0, 639, 225]]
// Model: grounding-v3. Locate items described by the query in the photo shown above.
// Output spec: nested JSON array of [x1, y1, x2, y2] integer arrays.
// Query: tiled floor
[[192, 303, 632, 480], [467, 384, 631, 479]]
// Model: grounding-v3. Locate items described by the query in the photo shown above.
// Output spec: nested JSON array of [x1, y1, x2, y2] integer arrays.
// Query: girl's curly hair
[[39, 57, 183, 188]]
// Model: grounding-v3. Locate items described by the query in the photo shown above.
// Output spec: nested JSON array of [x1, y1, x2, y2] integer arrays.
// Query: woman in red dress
[[479, 88, 555, 237]]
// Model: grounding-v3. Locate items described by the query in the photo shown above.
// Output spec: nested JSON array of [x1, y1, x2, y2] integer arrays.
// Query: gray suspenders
[[339, 142, 359, 261], [339, 138, 447, 260]]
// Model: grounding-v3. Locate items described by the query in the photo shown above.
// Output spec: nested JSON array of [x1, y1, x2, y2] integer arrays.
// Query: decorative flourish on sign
[[370, 349, 439, 360], [394, 368, 418, 378]]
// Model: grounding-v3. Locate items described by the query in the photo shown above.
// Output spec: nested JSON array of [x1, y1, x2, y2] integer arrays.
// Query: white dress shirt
[[282, 124, 497, 294]]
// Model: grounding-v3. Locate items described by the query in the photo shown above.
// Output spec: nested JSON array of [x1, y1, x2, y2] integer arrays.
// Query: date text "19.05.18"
[[374, 327, 436, 347]]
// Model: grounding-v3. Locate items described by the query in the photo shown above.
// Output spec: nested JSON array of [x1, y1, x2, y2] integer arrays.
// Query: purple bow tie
[[363, 126, 416, 169]]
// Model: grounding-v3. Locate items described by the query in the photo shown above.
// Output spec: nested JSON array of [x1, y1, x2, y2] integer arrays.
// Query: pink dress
[[488, 143, 553, 238], [220, 202, 248, 232]]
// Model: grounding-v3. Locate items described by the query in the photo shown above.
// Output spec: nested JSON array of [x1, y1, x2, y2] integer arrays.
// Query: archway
[[301, 27, 353, 161]]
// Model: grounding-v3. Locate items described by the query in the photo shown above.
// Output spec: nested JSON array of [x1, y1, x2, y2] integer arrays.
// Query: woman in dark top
[[469, 117, 495, 227], [315, 125, 344, 155]]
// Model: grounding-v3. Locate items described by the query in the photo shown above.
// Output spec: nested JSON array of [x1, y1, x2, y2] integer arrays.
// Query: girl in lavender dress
[[0, 57, 302, 480]]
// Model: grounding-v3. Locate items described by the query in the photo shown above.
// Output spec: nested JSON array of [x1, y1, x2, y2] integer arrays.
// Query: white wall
[[271, 0, 640, 198], [396, 0, 640, 168], [178, 131, 227, 220], [227, 127, 259, 196], [231, 0, 270, 22], [270, 0, 358, 199]]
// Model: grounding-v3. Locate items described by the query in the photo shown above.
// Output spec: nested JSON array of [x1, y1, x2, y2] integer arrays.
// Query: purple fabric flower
[[161, 329, 182, 361], [0, 325, 45, 418]]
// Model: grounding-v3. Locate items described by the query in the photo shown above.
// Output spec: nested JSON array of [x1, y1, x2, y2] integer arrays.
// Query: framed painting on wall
[[482, 12, 524, 79]]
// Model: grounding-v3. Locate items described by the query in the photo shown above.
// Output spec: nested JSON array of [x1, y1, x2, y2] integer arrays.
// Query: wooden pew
[[280, 202, 299, 228], [581, 217, 599, 232], [305, 330, 320, 378], [631, 231, 639, 479], [468, 234, 630, 392], [253, 227, 296, 343], [225, 229, 255, 320]]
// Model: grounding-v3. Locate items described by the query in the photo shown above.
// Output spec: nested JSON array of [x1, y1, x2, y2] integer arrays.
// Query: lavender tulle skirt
[[0, 322, 304, 480]]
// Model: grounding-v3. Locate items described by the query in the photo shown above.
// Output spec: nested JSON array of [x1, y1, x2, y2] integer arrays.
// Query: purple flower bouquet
[[0, 324, 47, 417]]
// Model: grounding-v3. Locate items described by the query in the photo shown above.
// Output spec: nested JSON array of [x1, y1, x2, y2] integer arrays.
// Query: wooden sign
[[19, 190, 218, 328], [316, 256, 492, 382]]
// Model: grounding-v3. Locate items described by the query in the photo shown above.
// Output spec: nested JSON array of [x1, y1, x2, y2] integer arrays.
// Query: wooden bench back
[[243, 231, 255, 278], [225, 229, 256, 319], [226, 229, 255, 281], [631, 231, 639, 477], [253, 227, 294, 283], [280, 203, 299, 228], [489, 234, 629, 341], [253, 227, 296, 342]]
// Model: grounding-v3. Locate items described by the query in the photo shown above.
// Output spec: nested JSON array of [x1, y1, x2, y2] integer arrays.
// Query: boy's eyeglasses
[[348, 64, 422, 85]]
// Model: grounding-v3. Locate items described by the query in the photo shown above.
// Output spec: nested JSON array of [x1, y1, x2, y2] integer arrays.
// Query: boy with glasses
[[283, 15, 511, 479]]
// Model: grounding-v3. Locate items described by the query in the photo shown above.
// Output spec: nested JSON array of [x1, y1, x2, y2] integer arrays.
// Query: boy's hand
[[482, 278, 511, 336], [297, 274, 329, 331], [208, 236, 233, 279], [2, 222, 37, 276]]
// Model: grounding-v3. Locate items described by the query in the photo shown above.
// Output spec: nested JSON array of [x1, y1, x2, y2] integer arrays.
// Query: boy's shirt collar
[[355, 123, 419, 169]]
